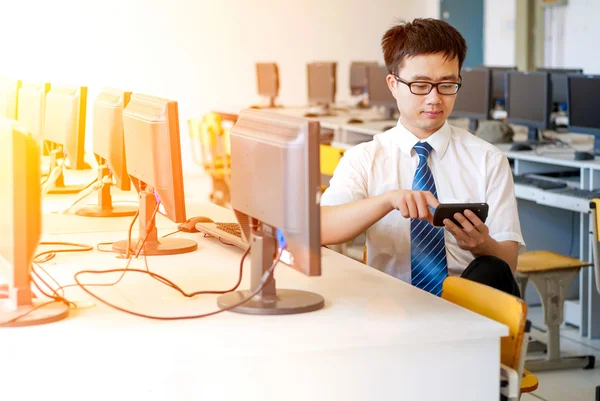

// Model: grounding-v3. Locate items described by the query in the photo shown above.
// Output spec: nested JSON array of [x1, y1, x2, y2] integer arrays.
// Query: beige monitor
[[0, 118, 69, 327], [255, 62, 280, 108], [306, 61, 337, 116], [367, 64, 398, 120], [17, 82, 50, 150], [216, 108, 324, 315], [76, 88, 137, 217], [0, 77, 22, 119], [111, 93, 197, 256], [42, 85, 89, 194]]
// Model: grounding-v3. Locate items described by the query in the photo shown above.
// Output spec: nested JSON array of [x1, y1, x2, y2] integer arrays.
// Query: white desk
[[1, 202, 506, 401]]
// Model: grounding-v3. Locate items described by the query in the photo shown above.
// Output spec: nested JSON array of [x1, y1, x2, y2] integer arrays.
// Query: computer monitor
[[0, 118, 69, 327], [350, 61, 378, 100], [42, 85, 89, 195], [481, 66, 517, 109], [111, 94, 197, 256], [450, 67, 492, 132], [306, 61, 336, 115], [536, 67, 583, 112], [505, 71, 552, 142], [17, 82, 50, 152], [367, 64, 397, 120], [75, 88, 138, 218], [567, 74, 600, 153], [216, 108, 324, 315], [0, 77, 21, 119], [255, 62, 280, 108]]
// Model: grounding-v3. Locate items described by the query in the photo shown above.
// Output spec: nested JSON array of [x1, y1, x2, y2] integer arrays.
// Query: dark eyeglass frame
[[391, 73, 462, 95]]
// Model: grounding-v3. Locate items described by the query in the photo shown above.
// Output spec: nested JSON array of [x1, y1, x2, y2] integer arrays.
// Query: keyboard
[[215, 222, 242, 238], [551, 187, 600, 199], [513, 175, 568, 190]]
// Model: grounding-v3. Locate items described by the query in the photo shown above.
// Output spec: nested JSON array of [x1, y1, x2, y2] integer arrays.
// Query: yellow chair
[[319, 144, 345, 192], [188, 112, 237, 208], [514, 200, 597, 371], [442, 276, 538, 400]]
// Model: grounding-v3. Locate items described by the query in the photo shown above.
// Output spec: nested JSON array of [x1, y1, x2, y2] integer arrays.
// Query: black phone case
[[432, 203, 489, 227]]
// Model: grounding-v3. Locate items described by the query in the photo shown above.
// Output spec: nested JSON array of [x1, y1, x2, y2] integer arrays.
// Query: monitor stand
[[251, 96, 283, 109], [44, 149, 89, 195], [217, 223, 324, 315], [111, 190, 197, 256], [0, 285, 69, 327], [468, 119, 479, 134], [75, 166, 138, 218]]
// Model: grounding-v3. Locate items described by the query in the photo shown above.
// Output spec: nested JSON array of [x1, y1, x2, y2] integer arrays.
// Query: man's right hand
[[386, 190, 440, 225]]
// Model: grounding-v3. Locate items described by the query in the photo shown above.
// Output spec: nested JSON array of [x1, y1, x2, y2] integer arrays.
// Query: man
[[320, 18, 524, 296]]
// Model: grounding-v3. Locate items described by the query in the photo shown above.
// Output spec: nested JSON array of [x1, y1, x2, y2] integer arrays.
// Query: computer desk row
[[5, 194, 506, 401]]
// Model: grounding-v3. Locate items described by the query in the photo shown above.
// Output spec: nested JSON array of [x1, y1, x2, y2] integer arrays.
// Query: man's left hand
[[443, 210, 490, 254]]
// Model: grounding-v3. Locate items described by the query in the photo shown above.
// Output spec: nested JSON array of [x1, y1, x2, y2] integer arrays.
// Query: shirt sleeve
[[320, 144, 369, 207], [485, 152, 526, 254]]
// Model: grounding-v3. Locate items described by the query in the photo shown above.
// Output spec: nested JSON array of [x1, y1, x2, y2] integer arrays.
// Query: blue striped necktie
[[410, 142, 448, 296]]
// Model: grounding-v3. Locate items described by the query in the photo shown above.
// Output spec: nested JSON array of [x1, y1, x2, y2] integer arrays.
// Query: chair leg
[[525, 269, 596, 372]]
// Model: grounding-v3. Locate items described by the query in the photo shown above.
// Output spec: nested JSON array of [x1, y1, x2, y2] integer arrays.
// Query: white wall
[[544, 0, 600, 74], [483, 0, 516, 66], [0, 0, 438, 167]]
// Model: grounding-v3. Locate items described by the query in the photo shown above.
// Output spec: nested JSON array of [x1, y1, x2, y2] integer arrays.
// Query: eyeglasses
[[392, 74, 462, 95]]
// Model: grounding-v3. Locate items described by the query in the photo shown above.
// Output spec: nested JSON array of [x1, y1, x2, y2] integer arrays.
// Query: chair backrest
[[442, 276, 528, 371], [591, 199, 600, 294], [320, 144, 344, 176]]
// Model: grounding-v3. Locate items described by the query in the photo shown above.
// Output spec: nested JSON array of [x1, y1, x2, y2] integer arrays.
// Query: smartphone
[[432, 203, 489, 227]]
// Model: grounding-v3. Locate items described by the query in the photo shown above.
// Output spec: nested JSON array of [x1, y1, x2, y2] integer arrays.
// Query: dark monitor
[[0, 119, 69, 327], [217, 108, 324, 315], [451, 68, 492, 132], [536, 67, 583, 110], [255, 62, 280, 108], [0, 77, 21, 119], [111, 94, 197, 256], [367, 64, 397, 120], [42, 85, 89, 195], [306, 62, 336, 110], [568, 74, 600, 152], [76, 88, 137, 218], [505, 71, 552, 141], [481, 66, 517, 107], [350, 61, 378, 96]]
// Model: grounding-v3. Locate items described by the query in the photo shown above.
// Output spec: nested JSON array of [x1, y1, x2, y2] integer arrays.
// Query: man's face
[[386, 53, 460, 138]]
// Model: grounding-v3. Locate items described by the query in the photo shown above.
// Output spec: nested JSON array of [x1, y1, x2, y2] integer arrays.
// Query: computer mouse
[[347, 118, 363, 124], [177, 216, 214, 233], [574, 151, 595, 161], [510, 143, 533, 152], [304, 113, 318, 118]]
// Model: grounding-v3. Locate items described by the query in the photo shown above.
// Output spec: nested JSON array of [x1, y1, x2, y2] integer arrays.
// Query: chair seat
[[520, 369, 539, 393], [517, 250, 591, 274]]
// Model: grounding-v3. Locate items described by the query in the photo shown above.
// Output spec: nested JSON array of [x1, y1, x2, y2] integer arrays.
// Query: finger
[[405, 195, 419, 219], [397, 198, 409, 218], [443, 218, 468, 242], [464, 210, 486, 232], [454, 213, 475, 233], [415, 193, 430, 220], [423, 191, 440, 208]]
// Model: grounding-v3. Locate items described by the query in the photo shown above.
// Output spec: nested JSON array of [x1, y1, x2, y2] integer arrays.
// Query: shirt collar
[[393, 118, 452, 160]]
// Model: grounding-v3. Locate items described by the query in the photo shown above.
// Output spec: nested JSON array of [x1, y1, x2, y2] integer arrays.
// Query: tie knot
[[413, 142, 433, 161]]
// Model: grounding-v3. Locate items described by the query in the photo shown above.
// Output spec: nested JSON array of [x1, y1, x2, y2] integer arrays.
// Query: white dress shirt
[[321, 119, 525, 282]]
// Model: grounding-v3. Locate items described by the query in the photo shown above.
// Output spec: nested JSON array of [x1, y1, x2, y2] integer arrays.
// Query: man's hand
[[387, 190, 440, 225], [443, 209, 490, 253]]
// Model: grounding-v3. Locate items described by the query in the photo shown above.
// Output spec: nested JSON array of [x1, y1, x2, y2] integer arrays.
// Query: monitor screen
[[256, 62, 279, 98], [505, 71, 551, 129], [451, 68, 491, 120], [537, 68, 583, 107], [568, 74, 600, 136], [482, 66, 517, 104], [367, 65, 395, 106], [307, 62, 336, 105], [350, 61, 377, 96]]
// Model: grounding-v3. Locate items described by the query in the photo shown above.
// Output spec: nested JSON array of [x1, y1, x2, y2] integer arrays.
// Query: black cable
[[0, 301, 62, 327], [72, 248, 282, 320], [34, 242, 94, 264]]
